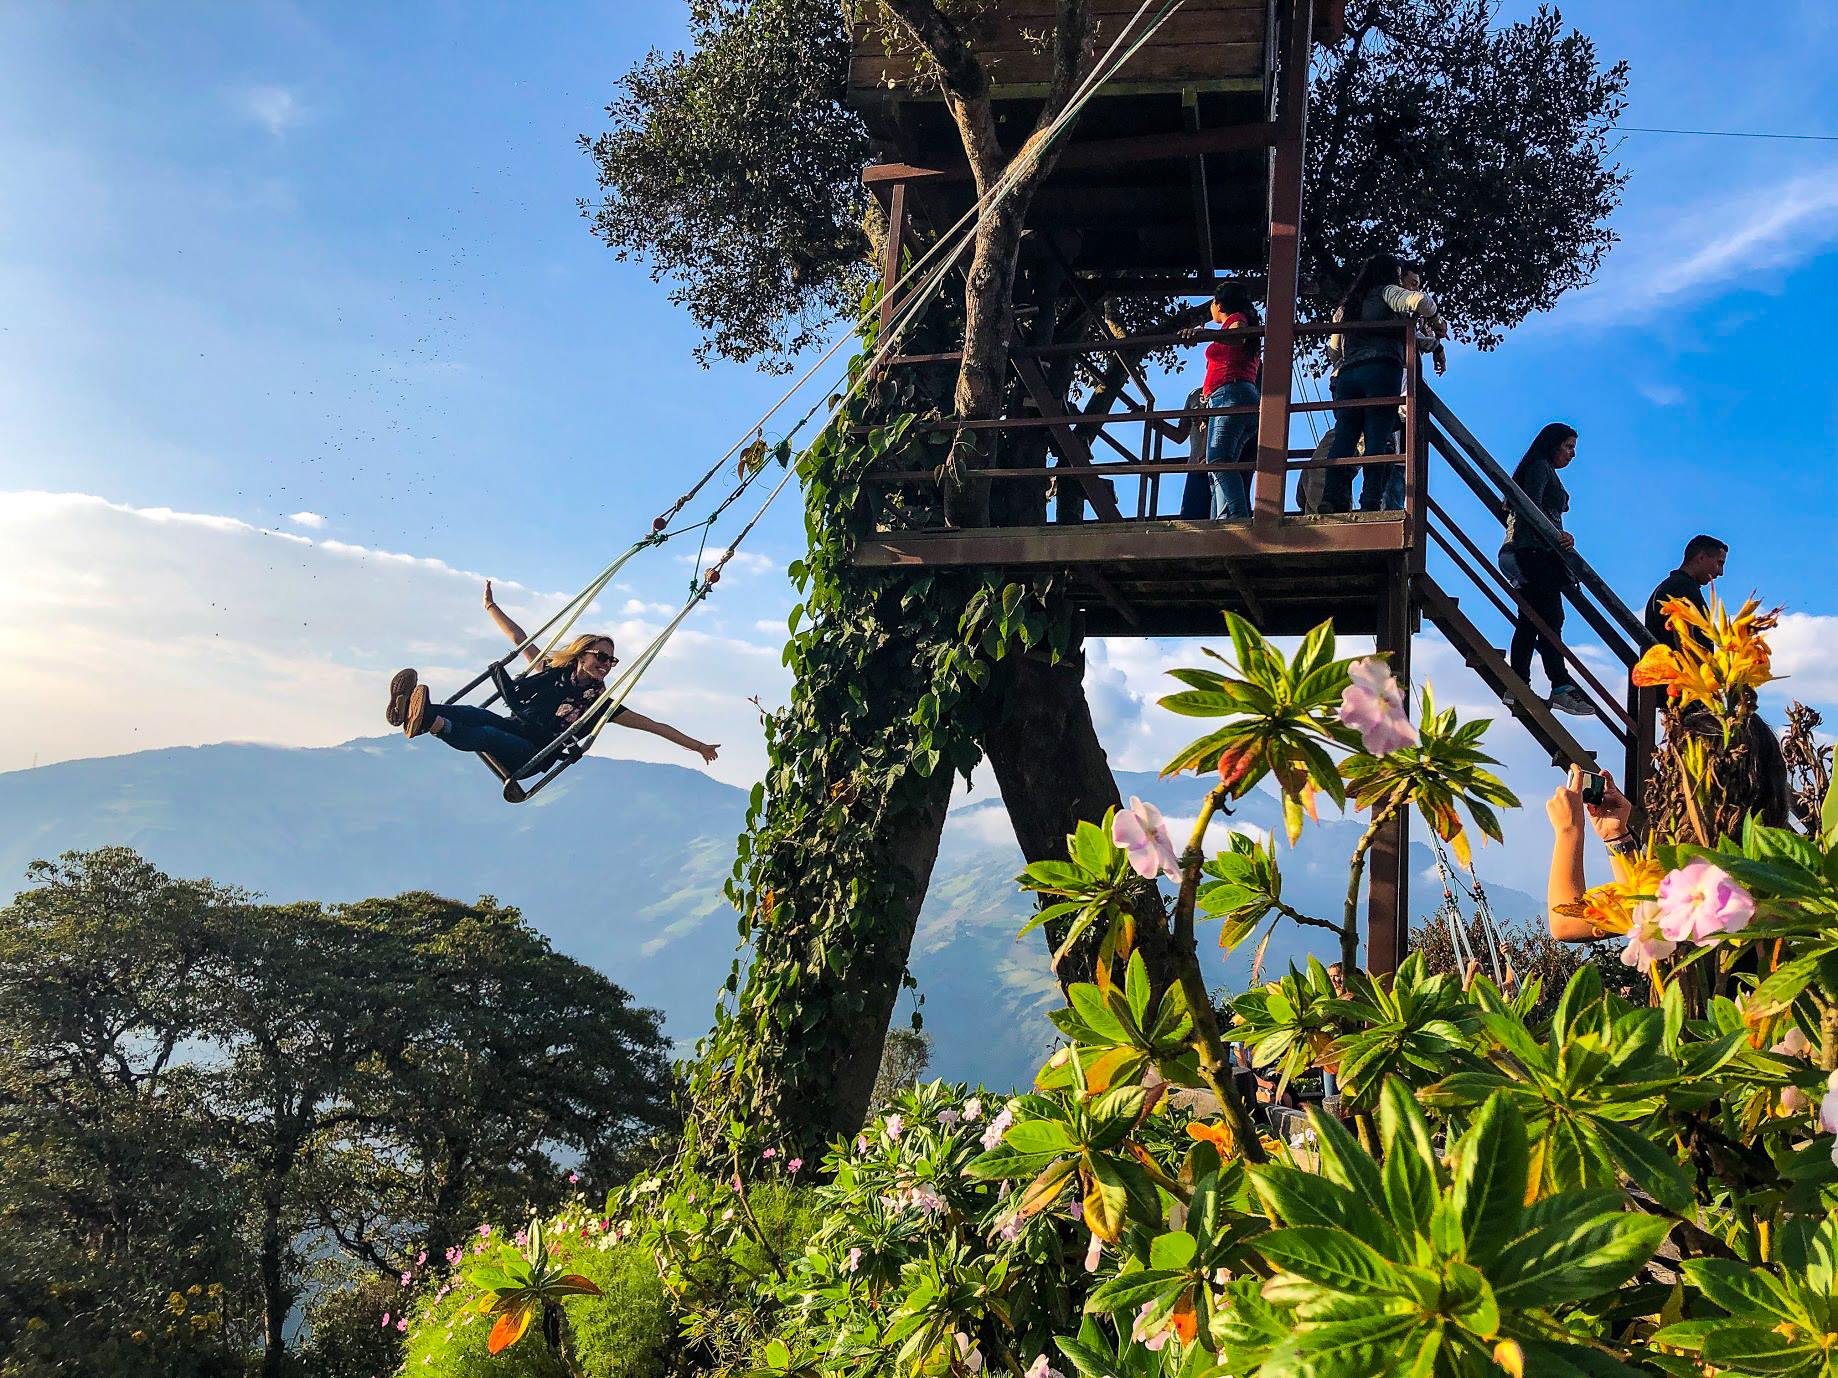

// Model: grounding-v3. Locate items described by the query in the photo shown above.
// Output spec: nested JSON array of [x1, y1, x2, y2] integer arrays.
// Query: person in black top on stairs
[[1505, 422, 1591, 716], [1643, 535, 1727, 648], [383, 581, 719, 777]]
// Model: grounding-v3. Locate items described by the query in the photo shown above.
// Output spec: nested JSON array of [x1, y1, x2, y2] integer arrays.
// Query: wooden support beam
[[1010, 354, 1125, 522], [1252, 0, 1312, 528], [1087, 569, 1142, 629], [862, 121, 1278, 189], [1182, 91, 1216, 281], [880, 181, 908, 333], [1366, 561, 1410, 977], [855, 514, 1407, 568]]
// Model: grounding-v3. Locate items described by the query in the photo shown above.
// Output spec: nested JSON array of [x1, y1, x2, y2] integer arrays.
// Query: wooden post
[[1367, 562, 1411, 975], [880, 180, 908, 332], [1251, 0, 1313, 529], [1626, 682, 1657, 833]]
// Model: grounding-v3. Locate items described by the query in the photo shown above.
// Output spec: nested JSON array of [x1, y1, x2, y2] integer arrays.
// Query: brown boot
[[404, 685, 432, 739], [386, 669, 419, 728]]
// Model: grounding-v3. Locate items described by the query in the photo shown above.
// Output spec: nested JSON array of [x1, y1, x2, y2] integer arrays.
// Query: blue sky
[[2, 2, 1835, 900]]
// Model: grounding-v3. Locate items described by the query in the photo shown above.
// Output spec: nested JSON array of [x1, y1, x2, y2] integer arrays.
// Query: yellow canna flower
[[1557, 853, 1665, 937]]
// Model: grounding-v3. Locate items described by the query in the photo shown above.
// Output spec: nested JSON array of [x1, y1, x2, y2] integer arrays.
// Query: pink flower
[[884, 1114, 904, 1142], [416, 1251, 427, 1266], [980, 1106, 1012, 1152], [854, 1134, 869, 1154], [1656, 860, 1755, 946], [400, 1272, 413, 1287], [567, 1172, 580, 1185], [1025, 1356, 1065, 1378], [1132, 1301, 1172, 1352], [1338, 657, 1419, 755], [445, 1247, 464, 1267], [1820, 1071, 1838, 1136], [845, 1247, 862, 1273], [1083, 1233, 1103, 1272], [995, 1214, 1022, 1242], [787, 1157, 804, 1175], [477, 1224, 491, 1239], [395, 1317, 409, 1333], [937, 1108, 960, 1127], [954, 1333, 985, 1375], [1113, 798, 1181, 881], [761, 1147, 778, 1160], [962, 1098, 983, 1122], [1773, 1026, 1812, 1060], [1619, 917, 1676, 973], [1782, 1085, 1810, 1114], [380, 1313, 391, 1328]]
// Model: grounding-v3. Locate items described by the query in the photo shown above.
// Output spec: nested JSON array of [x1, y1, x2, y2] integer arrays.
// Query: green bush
[[396, 1205, 671, 1378]]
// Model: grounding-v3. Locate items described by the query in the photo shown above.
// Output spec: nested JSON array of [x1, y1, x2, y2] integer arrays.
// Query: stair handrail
[[1420, 382, 1654, 654]]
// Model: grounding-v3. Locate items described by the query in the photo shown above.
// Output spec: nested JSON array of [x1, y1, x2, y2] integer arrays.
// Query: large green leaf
[[1256, 1226, 1401, 1297], [1451, 1093, 1529, 1264]]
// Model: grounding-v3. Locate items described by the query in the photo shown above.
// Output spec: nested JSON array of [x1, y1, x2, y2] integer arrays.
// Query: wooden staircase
[[1415, 574, 1598, 771]]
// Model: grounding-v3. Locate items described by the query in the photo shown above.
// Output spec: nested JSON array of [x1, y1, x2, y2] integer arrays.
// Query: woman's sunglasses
[[586, 649, 619, 666]]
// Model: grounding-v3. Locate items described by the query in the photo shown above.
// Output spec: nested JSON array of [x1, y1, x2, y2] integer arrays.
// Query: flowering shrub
[[402, 606, 1838, 1378]]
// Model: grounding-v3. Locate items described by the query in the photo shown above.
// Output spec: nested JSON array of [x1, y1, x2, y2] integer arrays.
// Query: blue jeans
[[1205, 381, 1257, 518], [430, 703, 540, 775], [1323, 359, 1402, 512]]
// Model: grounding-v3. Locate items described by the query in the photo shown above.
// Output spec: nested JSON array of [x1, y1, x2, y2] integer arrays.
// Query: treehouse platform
[[845, 0, 1654, 973]]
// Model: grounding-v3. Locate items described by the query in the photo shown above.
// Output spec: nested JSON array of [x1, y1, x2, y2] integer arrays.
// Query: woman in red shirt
[[1178, 284, 1261, 518]]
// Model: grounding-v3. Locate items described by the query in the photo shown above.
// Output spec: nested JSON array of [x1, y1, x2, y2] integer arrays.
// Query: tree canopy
[[584, 0, 1626, 367], [0, 849, 673, 1378]]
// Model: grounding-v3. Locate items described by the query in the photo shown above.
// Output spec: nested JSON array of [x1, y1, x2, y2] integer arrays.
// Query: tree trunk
[[980, 646, 1180, 995], [744, 765, 959, 1148], [941, 196, 1032, 528], [259, 1186, 290, 1378], [801, 765, 958, 1141]]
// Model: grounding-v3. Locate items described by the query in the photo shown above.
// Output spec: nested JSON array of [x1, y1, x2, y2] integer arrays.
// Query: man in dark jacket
[[1644, 535, 1727, 648]]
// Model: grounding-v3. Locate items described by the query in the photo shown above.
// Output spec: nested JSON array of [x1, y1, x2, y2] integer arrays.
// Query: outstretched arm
[[483, 581, 539, 666], [611, 708, 719, 766]]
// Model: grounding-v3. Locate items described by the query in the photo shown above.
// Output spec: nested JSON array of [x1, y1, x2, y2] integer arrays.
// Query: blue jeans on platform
[[1205, 381, 1257, 518], [1323, 358, 1403, 513], [430, 703, 539, 775]]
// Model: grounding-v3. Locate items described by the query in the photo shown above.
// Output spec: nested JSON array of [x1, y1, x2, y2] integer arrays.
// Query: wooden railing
[[866, 317, 1423, 529]]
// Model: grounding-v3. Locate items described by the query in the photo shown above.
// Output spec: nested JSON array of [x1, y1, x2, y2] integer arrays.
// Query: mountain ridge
[[0, 737, 1539, 1090]]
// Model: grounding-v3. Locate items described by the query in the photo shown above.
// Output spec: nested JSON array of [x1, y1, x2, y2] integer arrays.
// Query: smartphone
[[1579, 771, 1606, 807]]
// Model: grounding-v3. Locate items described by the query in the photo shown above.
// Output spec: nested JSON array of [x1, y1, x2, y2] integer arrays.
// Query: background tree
[[0, 851, 674, 1378], [868, 1027, 933, 1110], [1303, 0, 1628, 345], [0, 848, 252, 1377]]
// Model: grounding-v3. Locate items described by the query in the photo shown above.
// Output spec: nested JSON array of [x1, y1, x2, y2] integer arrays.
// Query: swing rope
[[1429, 831, 1510, 985], [477, 0, 1195, 782]]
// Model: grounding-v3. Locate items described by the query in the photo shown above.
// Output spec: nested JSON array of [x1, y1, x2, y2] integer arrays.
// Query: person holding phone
[[1544, 764, 1640, 941]]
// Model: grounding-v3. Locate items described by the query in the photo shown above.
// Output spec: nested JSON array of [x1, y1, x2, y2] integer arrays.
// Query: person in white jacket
[[1320, 253, 1448, 513]]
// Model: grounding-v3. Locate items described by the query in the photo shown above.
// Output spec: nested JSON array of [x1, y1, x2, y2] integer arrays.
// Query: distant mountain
[[0, 739, 1538, 1093]]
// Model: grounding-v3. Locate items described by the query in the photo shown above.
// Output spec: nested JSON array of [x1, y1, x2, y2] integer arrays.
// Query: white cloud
[[1771, 613, 1838, 708], [286, 510, 327, 529], [0, 491, 783, 785], [235, 84, 307, 138], [1563, 162, 1838, 322], [1635, 382, 1686, 408], [623, 598, 676, 618]]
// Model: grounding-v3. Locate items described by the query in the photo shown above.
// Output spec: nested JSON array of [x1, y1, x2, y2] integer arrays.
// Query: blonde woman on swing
[[386, 581, 719, 777]]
